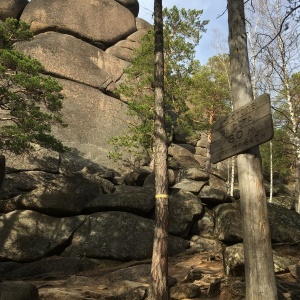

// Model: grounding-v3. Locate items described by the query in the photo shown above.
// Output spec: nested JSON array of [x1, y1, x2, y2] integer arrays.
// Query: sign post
[[211, 94, 274, 164]]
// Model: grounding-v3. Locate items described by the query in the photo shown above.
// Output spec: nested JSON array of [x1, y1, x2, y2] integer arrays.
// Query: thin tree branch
[[254, 4, 300, 59]]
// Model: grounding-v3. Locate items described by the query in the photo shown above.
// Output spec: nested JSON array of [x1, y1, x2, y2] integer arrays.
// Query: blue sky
[[138, 0, 229, 64]]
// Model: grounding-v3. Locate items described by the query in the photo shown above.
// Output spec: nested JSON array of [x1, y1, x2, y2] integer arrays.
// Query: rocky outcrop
[[168, 190, 203, 237], [62, 211, 189, 260], [115, 0, 140, 17], [0, 0, 28, 20], [212, 201, 300, 244], [15, 32, 131, 90], [50, 79, 133, 170], [223, 243, 299, 276], [13, 0, 149, 172], [0, 172, 102, 216], [0, 281, 39, 300], [0, 210, 86, 261], [20, 0, 137, 45]]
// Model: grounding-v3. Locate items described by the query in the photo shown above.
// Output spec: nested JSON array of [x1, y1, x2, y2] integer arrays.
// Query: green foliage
[[259, 72, 300, 183], [0, 18, 67, 154], [0, 18, 33, 49], [271, 72, 300, 131], [109, 6, 209, 160], [260, 129, 294, 180], [185, 54, 232, 134]]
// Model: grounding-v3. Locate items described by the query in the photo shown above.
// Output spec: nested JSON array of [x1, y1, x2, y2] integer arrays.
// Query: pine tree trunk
[[0, 155, 5, 189], [149, 0, 169, 299], [228, 1, 278, 299]]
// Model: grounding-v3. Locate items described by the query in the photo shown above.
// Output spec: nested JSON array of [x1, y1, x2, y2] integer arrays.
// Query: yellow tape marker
[[155, 194, 169, 198]]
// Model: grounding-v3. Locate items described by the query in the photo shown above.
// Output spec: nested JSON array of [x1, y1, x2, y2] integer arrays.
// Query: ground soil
[[23, 246, 300, 300]]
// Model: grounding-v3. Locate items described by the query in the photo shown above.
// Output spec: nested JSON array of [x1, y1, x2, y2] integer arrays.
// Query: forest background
[[110, 0, 300, 212]]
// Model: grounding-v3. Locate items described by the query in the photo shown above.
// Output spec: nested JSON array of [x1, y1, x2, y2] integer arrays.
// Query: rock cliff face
[[12, 0, 150, 172], [0, 0, 28, 20]]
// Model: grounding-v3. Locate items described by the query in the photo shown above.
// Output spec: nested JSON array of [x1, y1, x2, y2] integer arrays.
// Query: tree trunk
[[206, 110, 215, 175], [295, 156, 300, 213], [0, 155, 5, 189], [230, 156, 235, 197], [205, 131, 212, 175], [228, 1, 278, 299], [149, 0, 169, 299], [269, 140, 273, 203]]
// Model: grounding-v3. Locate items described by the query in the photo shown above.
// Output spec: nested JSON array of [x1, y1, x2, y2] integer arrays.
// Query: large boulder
[[15, 32, 130, 91], [209, 173, 228, 193], [84, 185, 155, 216], [136, 17, 152, 30], [106, 264, 151, 283], [0, 281, 39, 300], [214, 203, 243, 242], [199, 185, 232, 206], [2, 257, 101, 280], [115, 0, 139, 17], [63, 211, 189, 260], [20, 0, 136, 45], [168, 143, 209, 181], [0, 171, 58, 202], [168, 144, 199, 170], [0, 210, 86, 262], [268, 203, 300, 243], [170, 284, 201, 300], [3, 145, 60, 173], [51, 79, 133, 171], [192, 207, 216, 238], [0, 172, 101, 216], [214, 202, 300, 244], [168, 190, 203, 238], [0, 0, 28, 20], [172, 179, 207, 194], [223, 243, 299, 276], [190, 236, 223, 253], [106, 39, 140, 62]]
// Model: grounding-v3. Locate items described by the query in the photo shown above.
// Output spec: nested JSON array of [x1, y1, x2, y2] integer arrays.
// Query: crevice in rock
[[45, 235, 74, 257], [41, 71, 109, 95], [47, 71, 123, 100], [5, 169, 60, 175], [31, 26, 139, 52], [46, 217, 88, 257], [32, 27, 108, 50]]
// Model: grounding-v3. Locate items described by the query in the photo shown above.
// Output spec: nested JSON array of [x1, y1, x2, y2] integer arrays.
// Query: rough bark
[[149, 0, 169, 299], [269, 140, 273, 203], [230, 156, 235, 197], [228, 0, 278, 299], [0, 155, 5, 189]]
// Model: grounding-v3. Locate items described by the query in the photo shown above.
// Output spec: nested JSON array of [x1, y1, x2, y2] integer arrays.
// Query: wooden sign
[[211, 94, 274, 164]]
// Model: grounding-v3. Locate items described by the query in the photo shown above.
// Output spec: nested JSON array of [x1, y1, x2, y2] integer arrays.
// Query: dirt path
[[23, 249, 300, 299]]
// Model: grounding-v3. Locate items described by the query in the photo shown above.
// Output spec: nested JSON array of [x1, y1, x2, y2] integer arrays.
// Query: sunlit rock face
[[0, 0, 28, 21], [10, 0, 149, 171]]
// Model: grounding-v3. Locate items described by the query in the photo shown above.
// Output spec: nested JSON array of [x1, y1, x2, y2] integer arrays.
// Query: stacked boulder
[[0, 0, 28, 20], [11, 0, 149, 172], [0, 0, 214, 267]]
